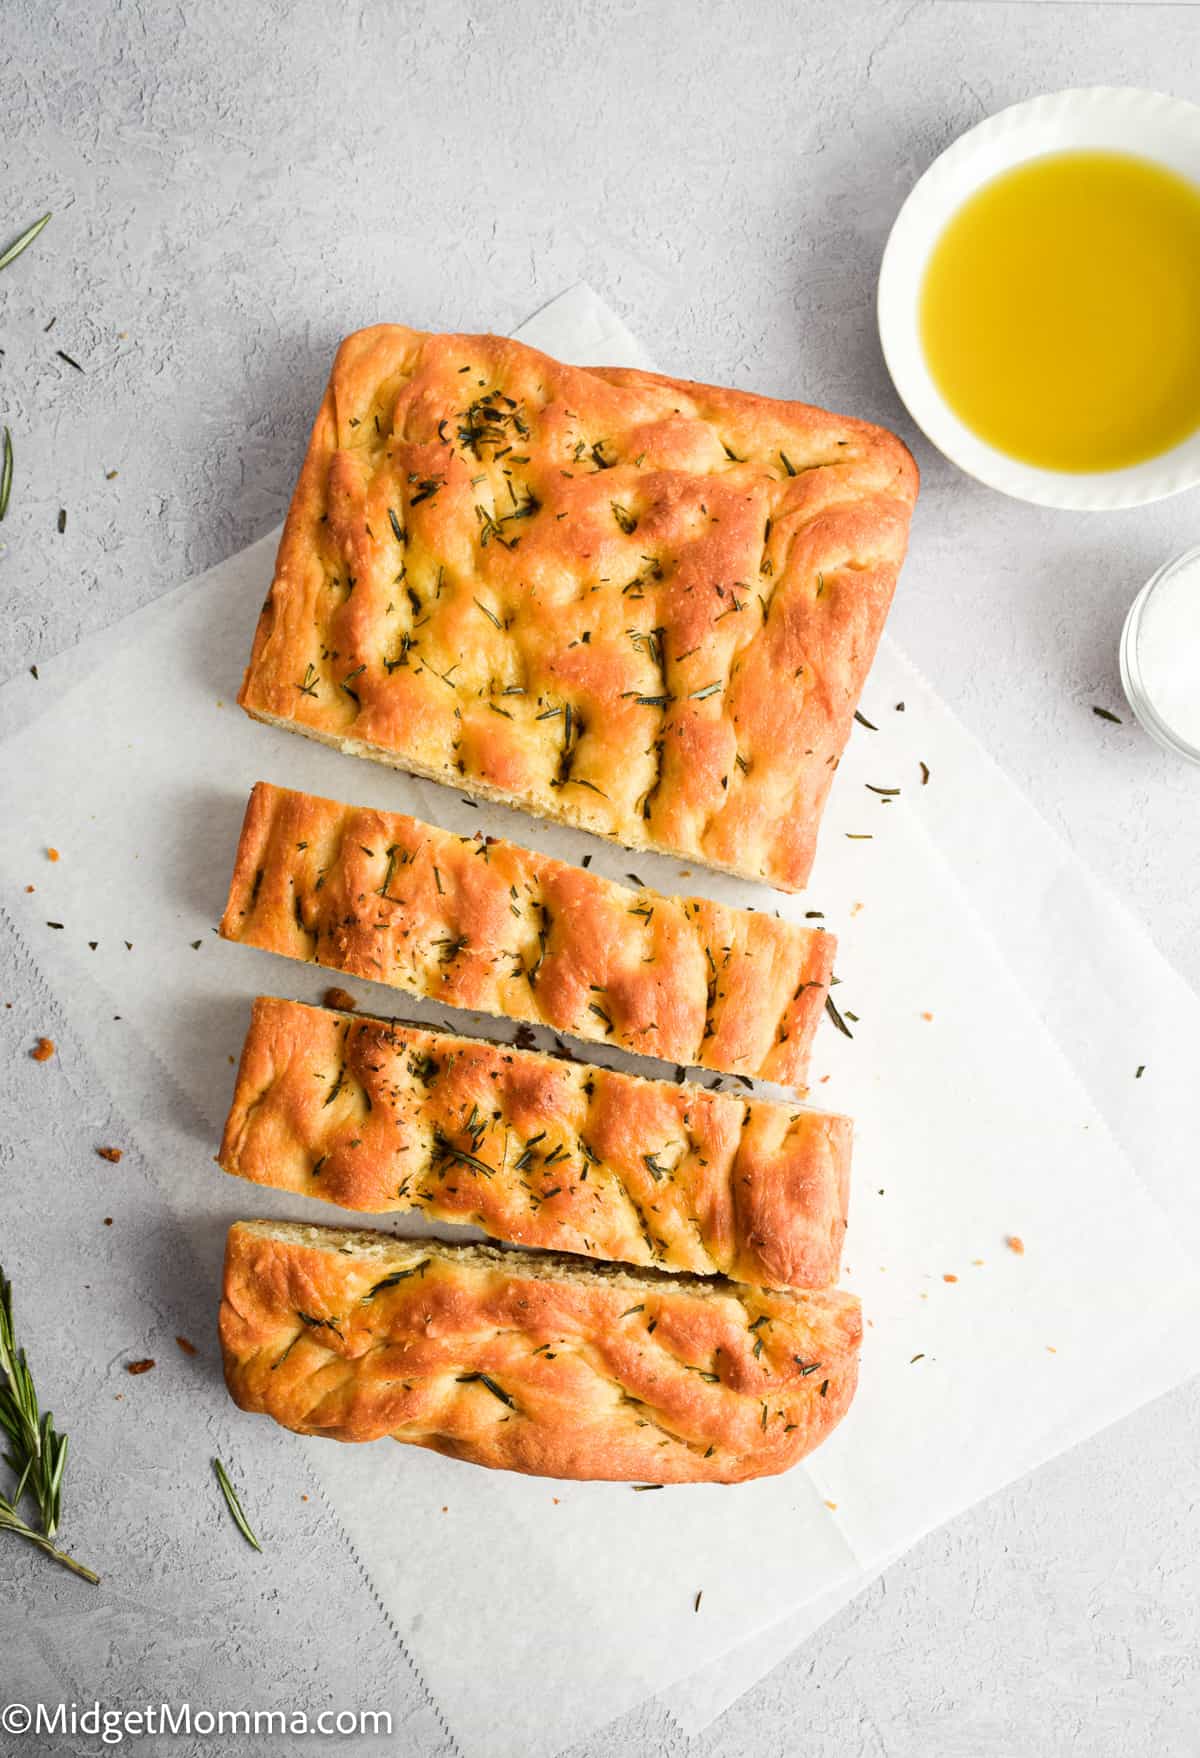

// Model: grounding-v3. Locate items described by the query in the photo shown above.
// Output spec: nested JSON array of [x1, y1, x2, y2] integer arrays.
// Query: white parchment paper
[[664, 629, 1200, 1733], [2, 287, 1197, 1758]]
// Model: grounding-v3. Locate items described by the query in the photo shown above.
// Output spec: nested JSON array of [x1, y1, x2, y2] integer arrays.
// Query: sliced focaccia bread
[[219, 997, 852, 1289], [219, 1220, 861, 1483], [220, 781, 835, 1087], [237, 324, 917, 891]]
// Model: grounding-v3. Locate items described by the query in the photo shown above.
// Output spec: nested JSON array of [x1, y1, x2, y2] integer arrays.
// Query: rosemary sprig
[[0, 1283, 66, 1536], [212, 1457, 262, 1552], [0, 1268, 98, 1583], [0, 212, 51, 274], [0, 1502, 99, 1583]]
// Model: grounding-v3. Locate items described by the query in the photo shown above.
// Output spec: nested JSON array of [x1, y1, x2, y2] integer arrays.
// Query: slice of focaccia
[[219, 996, 852, 1290], [219, 1220, 861, 1483], [220, 781, 835, 1087], [238, 325, 917, 891]]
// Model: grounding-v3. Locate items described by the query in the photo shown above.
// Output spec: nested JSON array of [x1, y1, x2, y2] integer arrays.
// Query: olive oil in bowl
[[920, 150, 1200, 474]]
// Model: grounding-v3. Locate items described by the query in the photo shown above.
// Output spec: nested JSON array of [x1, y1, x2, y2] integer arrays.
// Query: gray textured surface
[[2, 2, 1199, 1754]]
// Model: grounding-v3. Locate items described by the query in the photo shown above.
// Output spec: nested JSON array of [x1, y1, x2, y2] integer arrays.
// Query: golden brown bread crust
[[219, 997, 852, 1289], [220, 781, 835, 1087], [238, 325, 918, 891], [219, 1221, 861, 1483]]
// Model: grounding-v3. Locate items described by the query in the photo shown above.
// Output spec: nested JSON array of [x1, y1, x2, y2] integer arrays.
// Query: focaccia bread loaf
[[220, 997, 852, 1289], [220, 781, 835, 1087], [238, 325, 917, 891], [220, 1220, 862, 1483]]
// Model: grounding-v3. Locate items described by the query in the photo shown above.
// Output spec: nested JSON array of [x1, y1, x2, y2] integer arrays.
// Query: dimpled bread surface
[[238, 325, 918, 891], [220, 781, 835, 1085], [219, 1220, 862, 1483], [219, 996, 852, 1289]]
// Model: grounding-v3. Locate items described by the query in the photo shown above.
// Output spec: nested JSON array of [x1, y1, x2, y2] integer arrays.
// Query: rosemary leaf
[[455, 1372, 518, 1410], [433, 1130, 497, 1180], [0, 426, 12, 520], [0, 212, 51, 273], [212, 1457, 262, 1551]]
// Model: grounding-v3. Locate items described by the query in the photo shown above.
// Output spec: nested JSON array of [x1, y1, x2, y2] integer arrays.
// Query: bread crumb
[[1046, 1345, 1057, 1354], [1006, 1234, 1025, 1255], [850, 901, 864, 917], [175, 1336, 197, 1356], [24, 884, 34, 893], [824, 1500, 838, 1510], [971, 1258, 984, 1266], [920, 1010, 934, 1021], [819, 1073, 830, 1083], [323, 986, 358, 1012], [96, 1146, 122, 1163], [47, 847, 60, 862], [126, 1359, 155, 1375], [30, 1036, 55, 1061], [943, 1273, 958, 1283]]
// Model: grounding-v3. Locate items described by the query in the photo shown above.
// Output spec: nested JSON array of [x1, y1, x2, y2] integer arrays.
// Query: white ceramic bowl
[[877, 87, 1200, 510], [1120, 543, 1200, 765]]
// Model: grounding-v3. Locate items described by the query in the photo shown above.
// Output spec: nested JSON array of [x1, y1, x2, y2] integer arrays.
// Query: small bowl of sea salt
[[1121, 544, 1200, 764]]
